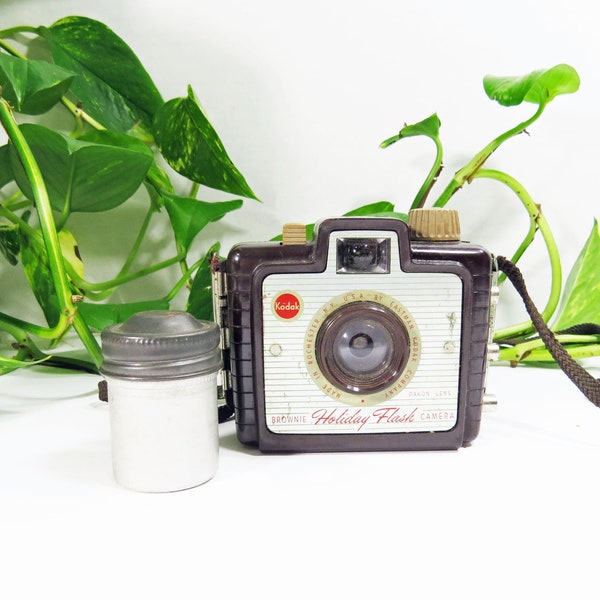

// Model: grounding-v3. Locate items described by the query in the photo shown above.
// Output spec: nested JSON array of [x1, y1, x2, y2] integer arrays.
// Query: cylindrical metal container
[[100, 310, 222, 492]]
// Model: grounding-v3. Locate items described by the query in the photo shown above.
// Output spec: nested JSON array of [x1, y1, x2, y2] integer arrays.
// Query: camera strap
[[496, 256, 600, 407]]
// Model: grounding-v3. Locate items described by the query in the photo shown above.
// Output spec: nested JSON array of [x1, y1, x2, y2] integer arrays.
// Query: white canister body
[[106, 373, 219, 492], [100, 310, 223, 493]]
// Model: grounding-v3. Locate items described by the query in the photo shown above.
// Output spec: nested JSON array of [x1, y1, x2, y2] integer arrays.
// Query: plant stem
[[433, 103, 546, 207], [498, 334, 600, 363], [411, 135, 443, 210], [163, 256, 205, 303], [118, 203, 155, 276], [60, 96, 107, 132], [71, 311, 103, 369], [0, 98, 102, 366], [0, 203, 38, 237], [0, 35, 28, 59], [2, 191, 31, 211], [0, 100, 72, 321], [0, 26, 39, 40], [499, 342, 600, 363], [0, 311, 62, 340], [497, 218, 537, 285], [0, 318, 29, 346], [178, 249, 191, 287], [472, 169, 562, 341], [65, 254, 184, 295]]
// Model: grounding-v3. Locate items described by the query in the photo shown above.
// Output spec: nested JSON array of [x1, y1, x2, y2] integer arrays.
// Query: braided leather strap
[[497, 256, 600, 407]]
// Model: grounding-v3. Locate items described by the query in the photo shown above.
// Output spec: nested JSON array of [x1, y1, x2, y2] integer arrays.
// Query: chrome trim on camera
[[211, 254, 232, 404], [487, 257, 500, 359], [482, 393, 498, 412]]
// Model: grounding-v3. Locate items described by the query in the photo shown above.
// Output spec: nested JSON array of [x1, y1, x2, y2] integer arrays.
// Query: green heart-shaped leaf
[[552, 220, 600, 331], [483, 64, 580, 107], [0, 53, 74, 115], [0, 222, 20, 266], [186, 242, 220, 322], [344, 202, 407, 221], [344, 201, 396, 216], [380, 114, 441, 148], [0, 353, 49, 375], [19, 226, 61, 327], [40, 16, 164, 138], [78, 299, 171, 331], [58, 229, 84, 279], [10, 124, 153, 214], [163, 192, 243, 253], [154, 86, 258, 199], [0, 144, 13, 188]]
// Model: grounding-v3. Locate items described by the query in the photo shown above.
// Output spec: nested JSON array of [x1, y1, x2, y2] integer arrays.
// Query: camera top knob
[[282, 223, 308, 245], [408, 208, 461, 241]]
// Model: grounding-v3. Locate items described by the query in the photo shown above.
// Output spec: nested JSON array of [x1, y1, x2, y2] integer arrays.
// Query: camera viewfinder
[[336, 237, 390, 274]]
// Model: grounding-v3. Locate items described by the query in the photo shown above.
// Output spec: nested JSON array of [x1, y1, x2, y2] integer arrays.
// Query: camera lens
[[335, 323, 391, 375], [316, 301, 410, 396]]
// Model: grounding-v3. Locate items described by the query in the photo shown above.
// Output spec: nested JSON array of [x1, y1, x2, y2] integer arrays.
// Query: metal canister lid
[[100, 310, 222, 380]]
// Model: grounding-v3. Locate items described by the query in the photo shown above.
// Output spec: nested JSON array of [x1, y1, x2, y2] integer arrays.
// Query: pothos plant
[[0, 15, 265, 374], [379, 63, 600, 365], [0, 16, 597, 377]]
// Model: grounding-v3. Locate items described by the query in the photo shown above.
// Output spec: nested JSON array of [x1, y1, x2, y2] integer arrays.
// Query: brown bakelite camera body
[[214, 212, 496, 452]]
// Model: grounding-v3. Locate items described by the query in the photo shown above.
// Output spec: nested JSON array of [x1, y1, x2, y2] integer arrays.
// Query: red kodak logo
[[273, 292, 302, 320]]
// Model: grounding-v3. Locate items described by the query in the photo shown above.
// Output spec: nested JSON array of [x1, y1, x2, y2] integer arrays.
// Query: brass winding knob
[[408, 208, 461, 241], [282, 223, 307, 245]]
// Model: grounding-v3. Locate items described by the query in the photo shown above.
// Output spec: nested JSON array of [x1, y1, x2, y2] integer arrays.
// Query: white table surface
[[1, 361, 599, 599]]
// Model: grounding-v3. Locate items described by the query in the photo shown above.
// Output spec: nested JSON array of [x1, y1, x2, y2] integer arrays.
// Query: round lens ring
[[315, 301, 410, 396]]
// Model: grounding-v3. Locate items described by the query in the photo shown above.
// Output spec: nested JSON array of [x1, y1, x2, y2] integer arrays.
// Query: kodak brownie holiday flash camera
[[213, 208, 498, 452]]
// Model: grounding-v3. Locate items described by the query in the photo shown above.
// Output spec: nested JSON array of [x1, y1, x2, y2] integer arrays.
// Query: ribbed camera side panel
[[462, 266, 494, 444], [227, 264, 259, 445]]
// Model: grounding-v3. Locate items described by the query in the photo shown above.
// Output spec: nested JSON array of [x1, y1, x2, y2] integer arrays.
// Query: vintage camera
[[213, 209, 498, 452]]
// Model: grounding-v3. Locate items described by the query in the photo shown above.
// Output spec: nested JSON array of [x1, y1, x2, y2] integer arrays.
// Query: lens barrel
[[315, 301, 410, 396]]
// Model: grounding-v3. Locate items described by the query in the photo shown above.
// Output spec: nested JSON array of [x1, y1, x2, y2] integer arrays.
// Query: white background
[[2, 2, 600, 599], [1, 0, 599, 329], [2, 363, 600, 600]]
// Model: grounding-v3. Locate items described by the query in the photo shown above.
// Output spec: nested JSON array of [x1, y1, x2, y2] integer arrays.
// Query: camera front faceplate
[[222, 216, 494, 452]]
